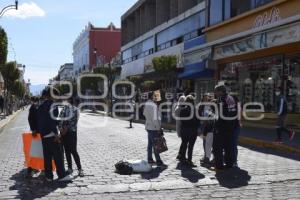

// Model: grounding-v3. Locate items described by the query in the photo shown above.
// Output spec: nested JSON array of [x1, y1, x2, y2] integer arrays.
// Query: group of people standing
[[143, 85, 241, 172], [27, 87, 83, 181]]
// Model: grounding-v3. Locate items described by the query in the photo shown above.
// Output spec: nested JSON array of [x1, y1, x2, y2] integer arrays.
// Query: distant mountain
[[30, 84, 46, 96]]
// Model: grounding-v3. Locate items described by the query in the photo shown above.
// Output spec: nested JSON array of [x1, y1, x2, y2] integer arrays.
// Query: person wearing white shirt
[[143, 92, 165, 167]]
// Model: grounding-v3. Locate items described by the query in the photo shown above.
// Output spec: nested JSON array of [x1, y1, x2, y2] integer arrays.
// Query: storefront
[[218, 54, 300, 113]]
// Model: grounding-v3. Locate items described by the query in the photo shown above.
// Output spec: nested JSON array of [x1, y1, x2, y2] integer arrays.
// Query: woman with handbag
[[143, 91, 166, 167], [178, 95, 200, 167]]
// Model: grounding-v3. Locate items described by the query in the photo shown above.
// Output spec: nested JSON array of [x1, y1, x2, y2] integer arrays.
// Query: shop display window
[[220, 55, 283, 112]]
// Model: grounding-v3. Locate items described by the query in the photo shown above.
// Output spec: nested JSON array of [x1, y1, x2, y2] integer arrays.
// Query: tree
[[12, 80, 25, 98], [0, 61, 20, 92], [0, 27, 8, 65], [152, 55, 177, 73]]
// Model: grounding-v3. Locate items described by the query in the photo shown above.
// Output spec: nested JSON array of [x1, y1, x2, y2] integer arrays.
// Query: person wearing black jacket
[[178, 95, 199, 167], [213, 85, 237, 172], [28, 97, 39, 134], [275, 87, 295, 143], [36, 87, 72, 182], [26, 96, 39, 177]]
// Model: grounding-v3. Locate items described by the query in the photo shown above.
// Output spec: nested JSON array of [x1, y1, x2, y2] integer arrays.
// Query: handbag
[[154, 134, 168, 154]]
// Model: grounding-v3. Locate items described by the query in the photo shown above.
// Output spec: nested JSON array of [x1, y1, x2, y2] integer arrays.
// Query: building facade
[[58, 63, 74, 81], [194, 0, 300, 115], [73, 23, 121, 77], [120, 0, 207, 84]]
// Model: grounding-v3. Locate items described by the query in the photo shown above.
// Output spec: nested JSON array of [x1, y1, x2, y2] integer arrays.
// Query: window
[[209, 0, 223, 25], [209, 0, 274, 25]]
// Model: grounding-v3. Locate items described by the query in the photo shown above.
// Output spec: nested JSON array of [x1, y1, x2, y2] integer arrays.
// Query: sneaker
[[148, 159, 156, 165], [58, 175, 73, 182], [200, 157, 210, 164], [288, 131, 295, 141], [186, 160, 197, 168], [45, 177, 53, 182], [156, 161, 167, 168], [232, 163, 239, 168], [176, 155, 187, 162], [39, 171, 45, 176], [274, 139, 283, 144], [67, 168, 73, 175], [78, 169, 84, 177]]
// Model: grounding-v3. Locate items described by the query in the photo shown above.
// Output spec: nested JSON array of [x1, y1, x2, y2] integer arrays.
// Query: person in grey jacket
[[143, 91, 165, 167], [174, 95, 186, 138]]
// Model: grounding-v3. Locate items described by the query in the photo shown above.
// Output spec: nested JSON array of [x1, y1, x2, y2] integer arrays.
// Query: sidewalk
[[239, 127, 300, 155], [0, 110, 22, 134]]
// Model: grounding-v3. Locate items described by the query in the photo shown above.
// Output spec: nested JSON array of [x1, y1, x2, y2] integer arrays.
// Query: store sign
[[253, 7, 281, 29], [184, 48, 211, 66], [214, 22, 300, 60]]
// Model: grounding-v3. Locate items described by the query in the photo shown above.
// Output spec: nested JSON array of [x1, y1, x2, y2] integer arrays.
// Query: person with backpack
[[274, 87, 295, 144], [143, 91, 165, 167], [60, 98, 84, 177], [36, 87, 72, 182]]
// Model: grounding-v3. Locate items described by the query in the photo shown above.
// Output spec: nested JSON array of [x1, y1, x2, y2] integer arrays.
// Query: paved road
[[0, 110, 300, 199]]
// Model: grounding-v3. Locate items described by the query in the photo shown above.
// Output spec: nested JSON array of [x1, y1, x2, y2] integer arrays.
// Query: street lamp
[[0, 0, 18, 18]]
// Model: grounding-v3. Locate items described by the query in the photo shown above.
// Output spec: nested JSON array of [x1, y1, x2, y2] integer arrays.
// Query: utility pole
[[109, 61, 113, 117]]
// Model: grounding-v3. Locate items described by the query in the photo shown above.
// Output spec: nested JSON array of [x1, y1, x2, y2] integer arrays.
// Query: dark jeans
[[62, 131, 82, 170], [42, 137, 66, 179], [232, 126, 240, 164], [147, 130, 162, 162], [213, 130, 234, 169], [276, 115, 290, 140], [179, 129, 197, 161]]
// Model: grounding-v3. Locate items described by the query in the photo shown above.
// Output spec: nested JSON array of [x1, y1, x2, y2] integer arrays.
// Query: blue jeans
[[147, 130, 162, 162], [232, 126, 240, 164]]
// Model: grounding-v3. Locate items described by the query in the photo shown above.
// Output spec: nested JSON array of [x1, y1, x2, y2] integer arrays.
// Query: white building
[[120, 0, 206, 80], [58, 63, 74, 81], [73, 23, 91, 77]]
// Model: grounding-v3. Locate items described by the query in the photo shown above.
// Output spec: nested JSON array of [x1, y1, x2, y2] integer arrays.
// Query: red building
[[73, 23, 121, 75]]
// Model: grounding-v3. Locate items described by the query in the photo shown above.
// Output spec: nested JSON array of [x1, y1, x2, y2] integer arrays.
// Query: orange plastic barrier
[[22, 133, 56, 171]]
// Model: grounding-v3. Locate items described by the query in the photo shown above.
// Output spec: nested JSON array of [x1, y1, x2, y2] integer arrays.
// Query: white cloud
[[4, 2, 45, 19]]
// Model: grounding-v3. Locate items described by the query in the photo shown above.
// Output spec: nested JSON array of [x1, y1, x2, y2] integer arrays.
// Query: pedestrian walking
[[36, 87, 72, 182], [274, 87, 295, 143], [178, 95, 199, 167], [213, 85, 237, 172], [127, 98, 135, 128], [26, 96, 39, 177], [60, 98, 84, 177], [143, 91, 165, 167], [199, 93, 215, 166]]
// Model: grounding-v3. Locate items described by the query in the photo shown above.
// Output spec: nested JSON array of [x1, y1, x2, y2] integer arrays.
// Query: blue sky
[[0, 0, 136, 85]]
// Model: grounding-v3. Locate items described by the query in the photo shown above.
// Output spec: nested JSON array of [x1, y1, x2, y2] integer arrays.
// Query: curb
[[0, 110, 22, 135], [135, 119, 300, 156], [239, 136, 300, 156]]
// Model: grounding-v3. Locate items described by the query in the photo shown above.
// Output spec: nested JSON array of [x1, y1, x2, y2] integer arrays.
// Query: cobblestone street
[[0, 110, 300, 199]]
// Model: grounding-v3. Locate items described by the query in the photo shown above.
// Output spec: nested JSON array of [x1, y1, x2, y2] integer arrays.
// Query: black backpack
[[115, 161, 133, 175]]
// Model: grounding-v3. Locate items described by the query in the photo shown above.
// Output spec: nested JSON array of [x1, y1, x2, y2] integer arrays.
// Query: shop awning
[[178, 62, 214, 79]]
